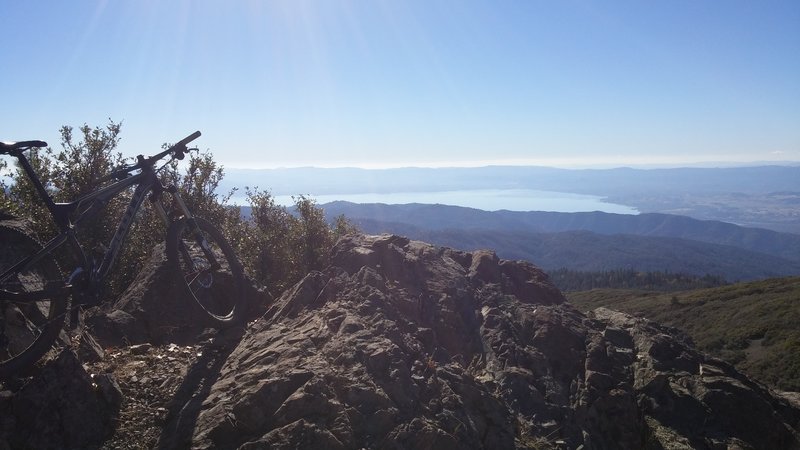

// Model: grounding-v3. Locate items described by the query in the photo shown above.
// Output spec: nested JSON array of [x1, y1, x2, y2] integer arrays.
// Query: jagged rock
[[187, 234, 800, 449], [593, 307, 800, 449], [94, 372, 124, 411], [75, 327, 106, 362], [4, 232, 797, 449], [85, 307, 148, 348], [0, 350, 120, 449]]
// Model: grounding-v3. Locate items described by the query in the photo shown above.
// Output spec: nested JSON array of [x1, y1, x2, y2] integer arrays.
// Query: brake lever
[[174, 145, 198, 161]]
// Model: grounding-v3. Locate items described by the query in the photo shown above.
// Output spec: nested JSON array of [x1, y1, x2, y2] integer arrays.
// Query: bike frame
[[0, 150, 190, 304]]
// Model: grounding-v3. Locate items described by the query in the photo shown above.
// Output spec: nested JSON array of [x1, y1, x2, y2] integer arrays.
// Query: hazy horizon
[[224, 159, 800, 171]]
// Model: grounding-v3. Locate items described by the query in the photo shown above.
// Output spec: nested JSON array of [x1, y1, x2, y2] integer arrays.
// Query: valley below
[[227, 164, 800, 234], [607, 191, 800, 234], [320, 202, 800, 283]]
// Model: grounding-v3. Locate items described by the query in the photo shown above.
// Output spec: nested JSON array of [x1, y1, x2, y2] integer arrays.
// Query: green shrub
[[1, 120, 360, 300]]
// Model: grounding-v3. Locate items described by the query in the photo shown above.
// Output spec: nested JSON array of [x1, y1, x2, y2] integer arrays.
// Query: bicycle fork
[[151, 187, 221, 275]]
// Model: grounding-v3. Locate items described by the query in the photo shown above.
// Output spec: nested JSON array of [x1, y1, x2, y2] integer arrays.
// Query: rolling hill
[[321, 203, 800, 281], [322, 202, 800, 263], [567, 277, 800, 392]]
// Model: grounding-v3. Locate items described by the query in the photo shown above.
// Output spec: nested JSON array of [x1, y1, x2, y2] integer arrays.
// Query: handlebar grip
[[175, 131, 201, 149], [136, 131, 203, 168]]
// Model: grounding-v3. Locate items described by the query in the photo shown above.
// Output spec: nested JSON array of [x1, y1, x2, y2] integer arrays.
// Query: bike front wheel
[[166, 217, 247, 325], [0, 224, 67, 379]]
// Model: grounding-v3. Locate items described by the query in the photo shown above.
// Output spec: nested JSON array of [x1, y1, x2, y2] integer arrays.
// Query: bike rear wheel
[[0, 224, 67, 379], [166, 217, 247, 325]]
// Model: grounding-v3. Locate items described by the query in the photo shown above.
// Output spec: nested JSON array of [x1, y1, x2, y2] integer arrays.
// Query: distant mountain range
[[321, 202, 800, 281], [224, 165, 800, 196], [224, 165, 800, 233]]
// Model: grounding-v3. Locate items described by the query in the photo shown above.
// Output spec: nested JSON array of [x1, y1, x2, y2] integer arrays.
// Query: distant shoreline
[[229, 188, 639, 215]]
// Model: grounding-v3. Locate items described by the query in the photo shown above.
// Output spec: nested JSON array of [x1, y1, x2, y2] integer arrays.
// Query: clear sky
[[2, 1, 799, 168]]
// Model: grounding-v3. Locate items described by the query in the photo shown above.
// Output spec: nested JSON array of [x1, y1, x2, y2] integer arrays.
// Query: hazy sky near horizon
[[2, 1, 799, 169]]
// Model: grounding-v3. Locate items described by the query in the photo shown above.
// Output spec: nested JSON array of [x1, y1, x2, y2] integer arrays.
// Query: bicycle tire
[[0, 224, 67, 378], [166, 217, 247, 325]]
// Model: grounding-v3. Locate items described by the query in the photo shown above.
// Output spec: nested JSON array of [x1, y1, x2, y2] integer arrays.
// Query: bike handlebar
[[140, 130, 202, 166], [174, 130, 202, 149], [99, 131, 202, 182]]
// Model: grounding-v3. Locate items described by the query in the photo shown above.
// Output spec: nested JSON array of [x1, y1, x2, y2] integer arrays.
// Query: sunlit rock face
[[190, 234, 800, 450]]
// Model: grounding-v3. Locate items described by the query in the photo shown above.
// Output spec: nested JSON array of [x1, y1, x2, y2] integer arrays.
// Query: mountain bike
[[0, 131, 247, 378]]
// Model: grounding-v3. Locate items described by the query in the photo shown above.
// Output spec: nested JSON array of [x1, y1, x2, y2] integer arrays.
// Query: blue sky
[[2, 1, 799, 168]]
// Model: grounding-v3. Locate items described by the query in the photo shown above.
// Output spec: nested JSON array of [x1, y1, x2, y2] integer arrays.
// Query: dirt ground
[[86, 342, 200, 449]]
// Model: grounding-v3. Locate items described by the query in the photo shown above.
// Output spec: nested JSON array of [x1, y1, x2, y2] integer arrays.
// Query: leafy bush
[[1, 120, 359, 300], [238, 190, 359, 294], [1, 121, 136, 294]]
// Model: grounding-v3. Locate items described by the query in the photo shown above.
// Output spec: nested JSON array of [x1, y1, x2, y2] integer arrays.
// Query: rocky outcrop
[[0, 350, 121, 449], [186, 234, 800, 449], [86, 243, 267, 347], [2, 233, 798, 449]]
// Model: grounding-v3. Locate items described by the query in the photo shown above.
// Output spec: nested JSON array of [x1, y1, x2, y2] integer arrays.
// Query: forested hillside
[[322, 202, 800, 262], [549, 268, 727, 292], [567, 277, 800, 391], [319, 203, 800, 282], [330, 218, 800, 281]]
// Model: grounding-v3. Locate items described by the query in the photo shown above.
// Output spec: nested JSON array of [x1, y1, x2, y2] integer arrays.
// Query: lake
[[232, 189, 639, 214]]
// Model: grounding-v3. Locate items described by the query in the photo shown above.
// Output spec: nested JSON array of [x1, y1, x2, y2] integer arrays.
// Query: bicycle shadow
[[155, 324, 246, 450]]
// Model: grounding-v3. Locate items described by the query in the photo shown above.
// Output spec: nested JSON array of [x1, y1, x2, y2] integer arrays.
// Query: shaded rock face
[[191, 235, 800, 449], [86, 243, 266, 347], [0, 350, 121, 449], [86, 243, 230, 347]]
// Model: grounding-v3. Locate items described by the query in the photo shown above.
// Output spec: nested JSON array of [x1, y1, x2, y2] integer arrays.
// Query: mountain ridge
[[224, 165, 800, 196], [225, 165, 800, 232], [321, 203, 800, 282], [322, 202, 800, 260]]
